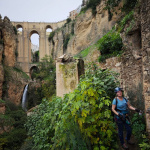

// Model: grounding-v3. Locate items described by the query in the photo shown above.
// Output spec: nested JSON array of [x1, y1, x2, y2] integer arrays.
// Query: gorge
[[0, 0, 150, 149]]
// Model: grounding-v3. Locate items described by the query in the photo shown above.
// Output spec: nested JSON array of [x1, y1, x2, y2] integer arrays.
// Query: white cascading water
[[22, 84, 28, 111]]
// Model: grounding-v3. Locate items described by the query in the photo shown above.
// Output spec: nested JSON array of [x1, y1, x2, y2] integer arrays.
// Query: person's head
[[114, 87, 123, 97]]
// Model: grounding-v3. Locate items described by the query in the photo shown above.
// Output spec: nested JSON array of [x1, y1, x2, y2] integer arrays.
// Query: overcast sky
[[0, 0, 82, 46]]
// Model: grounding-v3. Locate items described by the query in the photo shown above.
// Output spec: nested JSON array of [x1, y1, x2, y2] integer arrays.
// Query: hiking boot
[[127, 140, 135, 145], [122, 143, 129, 149]]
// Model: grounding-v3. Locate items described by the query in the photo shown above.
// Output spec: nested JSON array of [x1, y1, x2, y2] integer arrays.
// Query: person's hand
[[118, 113, 125, 122], [135, 108, 140, 113]]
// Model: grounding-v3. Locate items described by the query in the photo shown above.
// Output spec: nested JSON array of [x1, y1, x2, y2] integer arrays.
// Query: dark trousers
[[116, 118, 132, 145]]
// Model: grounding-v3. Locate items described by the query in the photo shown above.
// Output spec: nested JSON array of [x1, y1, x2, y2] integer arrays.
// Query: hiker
[[112, 87, 141, 149]]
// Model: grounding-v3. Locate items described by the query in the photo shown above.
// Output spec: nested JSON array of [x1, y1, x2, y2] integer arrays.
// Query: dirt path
[[117, 132, 140, 150]]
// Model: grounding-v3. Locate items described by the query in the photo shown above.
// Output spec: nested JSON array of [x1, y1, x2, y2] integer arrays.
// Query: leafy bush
[[29, 55, 56, 105], [48, 31, 55, 42], [32, 55, 55, 80], [117, 11, 134, 32], [105, 0, 138, 21], [74, 45, 91, 59], [25, 64, 119, 150], [0, 101, 27, 150], [131, 113, 150, 150], [81, 0, 101, 16], [98, 30, 123, 62], [66, 18, 71, 24]]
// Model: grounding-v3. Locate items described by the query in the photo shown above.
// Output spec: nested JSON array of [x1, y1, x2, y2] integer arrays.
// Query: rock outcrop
[[50, 1, 122, 60], [0, 15, 28, 105], [0, 15, 4, 98], [2, 16, 17, 67]]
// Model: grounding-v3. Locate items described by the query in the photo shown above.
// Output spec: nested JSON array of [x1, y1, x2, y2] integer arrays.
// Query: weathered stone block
[[56, 55, 84, 97]]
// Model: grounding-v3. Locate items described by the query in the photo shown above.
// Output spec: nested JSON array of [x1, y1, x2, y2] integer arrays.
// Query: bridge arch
[[16, 24, 23, 29], [12, 20, 66, 75], [29, 30, 39, 37], [45, 25, 53, 30], [29, 30, 40, 63], [30, 65, 39, 80]]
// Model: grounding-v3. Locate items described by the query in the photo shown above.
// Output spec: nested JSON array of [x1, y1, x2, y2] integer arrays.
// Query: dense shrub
[[98, 30, 123, 62], [117, 11, 134, 33], [106, 0, 138, 21], [0, 101, 27, 150], [25, 64, 119, 150], [66, 18, 71, 24], [131, 113, 150, 149], [29, 55, 56, 106], [81, 0, 101, 16]]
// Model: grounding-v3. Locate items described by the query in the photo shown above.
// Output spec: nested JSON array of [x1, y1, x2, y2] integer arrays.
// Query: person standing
[[112, 87, 141, 149]]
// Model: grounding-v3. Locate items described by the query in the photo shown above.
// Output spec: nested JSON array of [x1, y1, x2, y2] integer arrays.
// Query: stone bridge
[[12, 20, 66, 75]]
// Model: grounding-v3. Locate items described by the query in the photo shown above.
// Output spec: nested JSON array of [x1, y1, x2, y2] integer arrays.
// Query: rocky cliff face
[[0, 16, 4, 98], [2, 17, 17, 66], [49, 1, 121, 59], [0, 15, 28, 105]]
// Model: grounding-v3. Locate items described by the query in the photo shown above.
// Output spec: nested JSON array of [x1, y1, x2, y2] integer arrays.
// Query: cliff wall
[[49, 1, 121, 59], [0, 16, 28, 105]]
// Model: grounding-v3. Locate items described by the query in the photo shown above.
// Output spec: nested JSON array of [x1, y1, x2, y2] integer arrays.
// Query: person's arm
[[127, 101, 140, 112], [112, 104, 119, 116], [127, 101, 136, 110]]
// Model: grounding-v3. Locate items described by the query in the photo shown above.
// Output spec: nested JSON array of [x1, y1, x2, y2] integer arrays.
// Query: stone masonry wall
[[56, 56, 84, 97], [141, 0, 150, 134]]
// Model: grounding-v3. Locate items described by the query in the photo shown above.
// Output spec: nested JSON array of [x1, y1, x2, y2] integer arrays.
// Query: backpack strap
[[124, 97, 127, 102], [115, 98, 118, 110]]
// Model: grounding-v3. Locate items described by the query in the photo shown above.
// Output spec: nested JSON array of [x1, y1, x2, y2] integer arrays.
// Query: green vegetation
[[31, 55, 55, 81], [48, 19, 75, 52], [0, 99, 5, 103], [25, 64, 119, 150], [13, 66, 30, 79], [96, 10, 135, 63], [48, 31, 55, 42], [98, 30, 123, 62], [0, 100, 27, 150], [117, 11, 134, 33], [28, 55, 56, 107], [13, 26, 18, 35], [0, 39, 4, 44], [3, 66, 29, 89], [74, 45, 97, 59], [80, 0, 101, 16], [66, 18, 71, 24], [63, 33, 70, 51], [121, 0, 138, 13], [106, 0, 138, 20], [131, 113, 150, 149], [32, 50, 39, 62]]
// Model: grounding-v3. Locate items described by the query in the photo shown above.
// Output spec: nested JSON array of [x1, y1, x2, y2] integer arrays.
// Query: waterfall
[[22, 84, 28, 111]]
